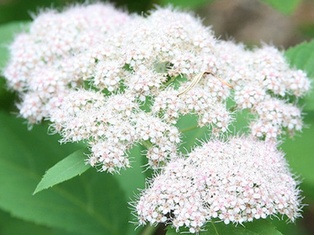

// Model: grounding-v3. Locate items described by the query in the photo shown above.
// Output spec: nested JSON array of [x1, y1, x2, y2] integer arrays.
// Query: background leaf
[[0, 22, 28, 111], [176, 114, 209, 152], [285, 40, 314, 110], [0, 21, 28, 70], [34, 148, 91, 194], [283, 40, 314, 187], [282, 113, 314, 189], [0, 112, 135, 235], [166, 219, 282, 235], [261, 0, 301, 15], [285, 40, 314, 77]]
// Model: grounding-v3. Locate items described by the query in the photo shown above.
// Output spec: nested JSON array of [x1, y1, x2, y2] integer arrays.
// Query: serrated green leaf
[[166, 220, 282, 235], [33, 148, 91, 195], [160, 0, 214, 9], [0, 21, 29, 70], [285, 40, 314, 111], [0, 112, 131, 235], [261, 0, 300, 15]]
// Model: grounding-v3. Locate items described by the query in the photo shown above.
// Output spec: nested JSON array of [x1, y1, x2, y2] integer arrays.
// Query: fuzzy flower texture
[[3, 3, 310, 233]]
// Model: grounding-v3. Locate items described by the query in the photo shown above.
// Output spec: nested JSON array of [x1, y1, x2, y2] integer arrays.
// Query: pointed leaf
[[34, 148, 91, 194]]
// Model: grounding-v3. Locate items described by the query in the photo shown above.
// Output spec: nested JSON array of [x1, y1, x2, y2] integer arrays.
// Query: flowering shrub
[[1, 2, 313, 235]]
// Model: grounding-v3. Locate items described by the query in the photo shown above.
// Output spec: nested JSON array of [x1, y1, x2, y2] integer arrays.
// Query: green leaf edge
[[33, 148, 91, 194], [261, 0, 301, 15], [0, 21, 29, 70], [166, 219, 283, 235]]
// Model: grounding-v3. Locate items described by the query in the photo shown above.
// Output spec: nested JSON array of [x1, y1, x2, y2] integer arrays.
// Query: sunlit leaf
[[33, 148, 91, 194]]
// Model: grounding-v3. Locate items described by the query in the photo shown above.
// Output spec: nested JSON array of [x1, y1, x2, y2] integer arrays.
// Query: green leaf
[[0, 21, 29, 70], [160, 0, 214, 9], [285, 40, 314, 111], [166, 220, 282, 235], [282, 112, 314, 186], [113, 145, 146, 235], [261, 0, 300, 15], [33, 148, 91, 195], [176, 114, 209, 152], [0, 22, 28, 112], [243, 220, 283, 235], [0, 210, 52, 235], [0, 112, 131, 235], [285, 40, 314, 77]]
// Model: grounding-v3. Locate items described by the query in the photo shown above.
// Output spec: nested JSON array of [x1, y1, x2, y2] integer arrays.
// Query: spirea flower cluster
[[3, 3, 310, 233], [136, 137, 301, 233]]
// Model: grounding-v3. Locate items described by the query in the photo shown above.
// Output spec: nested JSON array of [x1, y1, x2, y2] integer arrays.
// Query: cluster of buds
[[3, 3, 310, 233]]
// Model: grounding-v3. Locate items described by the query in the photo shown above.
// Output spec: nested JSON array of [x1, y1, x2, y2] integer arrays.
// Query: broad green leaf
[[261, 0, 300, 15], [166, 220, 282, 234], [0, 209, 79, 235], [0, 21, 29, 70], [0, 112, 131, 235], [114, 146, 146, 200], [176, 114, 209, 152], [243, 220, 283, 235], [282, 112, 314, 186], [285, 40, 314, 111], [34, 148, 91, 194], [285, 40, 314, 77], [0, 210, 53, 235], [113, 145, 146, 235], [160, 0, 214, 9]]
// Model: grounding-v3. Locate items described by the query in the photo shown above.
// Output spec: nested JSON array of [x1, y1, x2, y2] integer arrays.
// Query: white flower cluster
[[136, 137, 302, 233], [3, 3, 310, 232], [215, 42, 310, 141]]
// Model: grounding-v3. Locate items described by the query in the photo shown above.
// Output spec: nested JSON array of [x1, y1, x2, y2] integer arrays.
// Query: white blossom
[[3, 4, 310, 231], [135, 137, 302, 233]]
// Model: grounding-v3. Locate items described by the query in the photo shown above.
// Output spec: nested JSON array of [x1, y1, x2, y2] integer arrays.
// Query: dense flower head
[[4, 3, 310, 169], [3, 2, 310, 232], [135, 136, 302, 233], [3, 4, 310, 173]]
